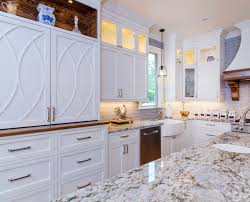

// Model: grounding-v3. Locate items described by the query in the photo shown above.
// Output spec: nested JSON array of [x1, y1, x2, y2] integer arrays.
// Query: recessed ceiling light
[[201, 17, 209, 21]]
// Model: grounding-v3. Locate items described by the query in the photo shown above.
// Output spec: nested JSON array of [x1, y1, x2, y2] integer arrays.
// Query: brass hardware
[[77, 136, 91, 141], [52, 107, 56, 121], [77, 158, 92, 164], [8, 146, 31, 153], [8, 174, 31, 182], [47, 107, 51, 122], [77, 182, 91, 189]]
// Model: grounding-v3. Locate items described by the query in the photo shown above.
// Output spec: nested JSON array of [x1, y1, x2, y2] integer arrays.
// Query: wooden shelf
[[0, 0, 97, 38]]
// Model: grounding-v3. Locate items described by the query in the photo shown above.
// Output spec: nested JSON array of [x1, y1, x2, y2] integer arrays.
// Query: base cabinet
[[0, 125, 108, 201], [108, 130, 139, 178]]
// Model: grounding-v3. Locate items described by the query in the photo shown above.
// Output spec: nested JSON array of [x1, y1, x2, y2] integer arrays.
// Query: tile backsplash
[[100, 102, 158, 121]]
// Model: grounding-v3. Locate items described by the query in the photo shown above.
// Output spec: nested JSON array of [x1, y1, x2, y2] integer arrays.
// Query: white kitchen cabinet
[[108, 130, 139, 177], [51, 30, 99, 124], [0, 14, 51, 129], [161, 121, 193, 156], [134, 54, 148, 100], [182, 30, 224, 101], [101, 45, 147, 101], [117, 50, 134, 99], [194, 120, 231, 145], [0, 124, 108, 201]]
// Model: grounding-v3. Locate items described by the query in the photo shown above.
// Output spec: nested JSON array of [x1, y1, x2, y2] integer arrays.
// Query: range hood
[[223, 20, 250, 101]]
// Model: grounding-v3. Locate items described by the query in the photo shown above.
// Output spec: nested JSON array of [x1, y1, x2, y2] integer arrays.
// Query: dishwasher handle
[[143, 130, 159, 136]]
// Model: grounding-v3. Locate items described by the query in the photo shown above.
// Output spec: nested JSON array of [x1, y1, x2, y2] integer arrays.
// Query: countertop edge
[[0, 121, 110, 137]]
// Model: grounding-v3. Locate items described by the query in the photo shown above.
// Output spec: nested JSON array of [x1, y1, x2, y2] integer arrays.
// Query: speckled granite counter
[[55, 132, 250, 202], [108, 120, 164, 134]]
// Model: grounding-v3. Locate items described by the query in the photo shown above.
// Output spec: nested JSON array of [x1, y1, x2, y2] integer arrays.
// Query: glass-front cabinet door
[[101, 19, 117, 46], [137, 34, 146, 53], [199, 46, 217, 64], [122, 28, 135, 50], [184, 49, 196, 65], [184, 68, 196, 98]]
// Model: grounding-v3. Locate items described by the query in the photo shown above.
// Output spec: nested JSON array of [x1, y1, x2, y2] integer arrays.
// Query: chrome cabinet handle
[[121, 89, 123, 98], [52, 107, 56, 122], [77, 182, 91, 189], [8, 174, 31, 182], [143, 130, 159, 136], [120, 135, 129, 138], [123, 144, 126, 155], [126, 144, 128, 154], [77, 136, 91, 141], [77, 158, 92, 164], [206, 124, 215, 127], [205, 134, 215, 137], [8, 146, 31, 153], [117, 89, 120, 98], [47, 107, 51, 122]]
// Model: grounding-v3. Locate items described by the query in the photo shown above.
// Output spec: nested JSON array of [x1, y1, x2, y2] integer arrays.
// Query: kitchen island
[[56, 132, 250, 202]]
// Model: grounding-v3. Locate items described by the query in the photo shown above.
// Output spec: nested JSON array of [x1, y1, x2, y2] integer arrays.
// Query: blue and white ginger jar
[[37, 4, 56, 26]]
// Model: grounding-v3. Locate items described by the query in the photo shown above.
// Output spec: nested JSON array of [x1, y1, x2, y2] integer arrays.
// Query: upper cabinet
[[184, 49, 196, 65], [101, 9, 149, 101], [101, 10, 148, 54], [121, 28, 135, 50], [0, 5, 100, 129], [101, 19, 117, 45], [182, 30, 224, 101]]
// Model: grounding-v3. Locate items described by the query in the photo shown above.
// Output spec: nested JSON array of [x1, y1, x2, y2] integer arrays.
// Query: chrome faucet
[[240, 107, 250, 125]]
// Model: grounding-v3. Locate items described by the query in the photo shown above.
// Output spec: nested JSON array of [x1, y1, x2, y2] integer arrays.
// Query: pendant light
[[158, 29, 167, 77]]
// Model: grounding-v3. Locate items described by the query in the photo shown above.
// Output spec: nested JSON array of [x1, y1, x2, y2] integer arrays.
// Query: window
[[141, 52, 158, 108]]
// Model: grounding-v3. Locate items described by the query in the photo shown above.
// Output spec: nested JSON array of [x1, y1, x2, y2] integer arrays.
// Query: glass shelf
[[122, 28, 135, 50], [184, 68, 195, 98], [101, 20, 117, 45], [200, 47, 216, 64], [184, 49, 196, 65]]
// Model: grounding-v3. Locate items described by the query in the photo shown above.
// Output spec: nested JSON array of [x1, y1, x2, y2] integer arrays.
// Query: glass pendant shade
[[157, 28, 167, 77]]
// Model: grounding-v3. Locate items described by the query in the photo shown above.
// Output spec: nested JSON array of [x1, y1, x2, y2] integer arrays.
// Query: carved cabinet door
[[51, 30, 99, 124], [0, 15, 51, 129]]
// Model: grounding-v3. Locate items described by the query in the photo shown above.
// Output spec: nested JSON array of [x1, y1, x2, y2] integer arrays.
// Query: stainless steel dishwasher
[[140, 126, 161, 165]]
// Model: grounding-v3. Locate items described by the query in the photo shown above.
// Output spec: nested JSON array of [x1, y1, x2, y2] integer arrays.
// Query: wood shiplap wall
[[0, 0, 97, 38]]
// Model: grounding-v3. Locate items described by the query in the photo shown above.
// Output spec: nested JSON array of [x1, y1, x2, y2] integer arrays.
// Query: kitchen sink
[[213, 144, 250, 154], [162, 119, 185, 137]]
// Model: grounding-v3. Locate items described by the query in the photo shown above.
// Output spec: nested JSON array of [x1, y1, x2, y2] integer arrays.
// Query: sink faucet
[[240, 107, 250, 125]]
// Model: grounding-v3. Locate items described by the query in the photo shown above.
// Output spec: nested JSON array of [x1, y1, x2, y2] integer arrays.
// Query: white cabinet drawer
[[0, 158, 54, 196], [0, 134, 55, 164], [110, 130, 138, 144], [59, 146, 105, 178], [61, 169, 104, 196], [58, 126, 106, 153], [4, 185, 55, 202]]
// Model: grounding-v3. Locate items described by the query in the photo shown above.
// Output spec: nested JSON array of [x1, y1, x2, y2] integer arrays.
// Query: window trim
[[140, 46, 162, 109]]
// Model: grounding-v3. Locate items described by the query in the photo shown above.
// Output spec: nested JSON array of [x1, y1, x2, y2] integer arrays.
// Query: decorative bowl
[[180, 111, 190, 117]]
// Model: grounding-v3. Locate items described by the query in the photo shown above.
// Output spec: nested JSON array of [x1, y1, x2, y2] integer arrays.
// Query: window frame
[[140, 46, 162, 109]]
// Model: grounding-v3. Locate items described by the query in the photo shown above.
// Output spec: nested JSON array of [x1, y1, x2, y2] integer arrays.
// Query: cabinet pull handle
[[8, 146, 31, 153], [77, 158, 92, 164], [47, 107, 51, 122], [77, 136, 91, 141], [206, 124, 215, 127], [117, 89, 121, 98], [121, 89, 123, 97], [123, 144, 126, 155], [205, 134, 215, 137], [8, 174, 31, 182], [143, 130, 159, 136], [120, 135, 129, 138], [77, 182, 91, 189], [52, 107, 56, 122], [126, 144, 128, 154]]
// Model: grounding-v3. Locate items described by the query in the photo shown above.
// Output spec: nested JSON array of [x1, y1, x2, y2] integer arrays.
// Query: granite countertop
[[108, 120, 164, 134], [56, 132, 250, 202]]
